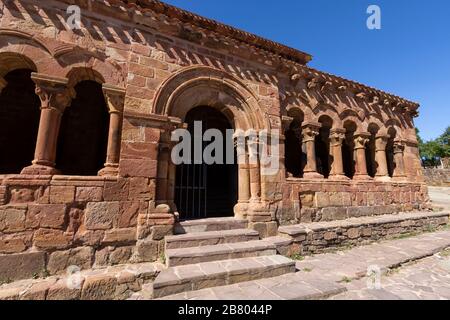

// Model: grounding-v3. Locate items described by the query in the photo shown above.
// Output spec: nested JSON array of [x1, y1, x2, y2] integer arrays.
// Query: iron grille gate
[[175, 163, 208, 220]]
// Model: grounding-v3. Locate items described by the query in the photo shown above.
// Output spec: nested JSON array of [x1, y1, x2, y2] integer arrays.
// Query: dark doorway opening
[[0, 69, 40, 174], [175, 106, 238, 220], [56, 80, 109, 176]]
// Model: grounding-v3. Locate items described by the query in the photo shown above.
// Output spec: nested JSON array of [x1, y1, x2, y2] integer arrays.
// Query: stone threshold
[[0, 262, 164, 300]]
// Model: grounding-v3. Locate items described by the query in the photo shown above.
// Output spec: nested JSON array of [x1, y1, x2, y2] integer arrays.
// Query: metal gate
[[174, 106, 237, 220], [175, 163, 208, 220]]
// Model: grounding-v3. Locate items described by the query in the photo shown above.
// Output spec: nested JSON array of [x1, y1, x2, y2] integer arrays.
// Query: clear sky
[[162, 0, 450, 141]]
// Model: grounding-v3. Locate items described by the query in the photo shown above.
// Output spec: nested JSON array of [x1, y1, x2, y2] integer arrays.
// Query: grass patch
[[289, 253, 305, 261], [339, 276, 352, 284], [159, 252, 167, 265], [302, 268, 313, 273]]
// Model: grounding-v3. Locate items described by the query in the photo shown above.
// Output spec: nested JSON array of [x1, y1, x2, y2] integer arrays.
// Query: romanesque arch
[[0, 52, 40, 174]]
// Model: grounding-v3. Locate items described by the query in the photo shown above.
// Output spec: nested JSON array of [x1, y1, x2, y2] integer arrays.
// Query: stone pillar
[[21, 73, 74, 175], [302, 122, 323, 179], [329, 128, 348, 180], [167, 159, 177, 211], [393, 140, 406, 180], [99, 84, 125, 176], [375, 134, 390, 181], [247, 133, 261, 202], [156, 137, 170, 205], [353, 132, 371, 180], [234, 135, 251, 219], [0, 77, 7, 94]]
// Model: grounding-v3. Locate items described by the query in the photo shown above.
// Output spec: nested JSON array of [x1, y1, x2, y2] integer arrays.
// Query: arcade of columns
[[0, 73, 126, 177]]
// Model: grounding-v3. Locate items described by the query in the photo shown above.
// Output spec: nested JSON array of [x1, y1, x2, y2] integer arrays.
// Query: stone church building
[[0, 0, 439, 287]]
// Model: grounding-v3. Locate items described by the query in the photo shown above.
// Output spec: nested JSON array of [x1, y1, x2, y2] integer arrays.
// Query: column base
[[234, 202, 249, 220], [98, 164, 119, 177], [21, 164, 60, 175], [375, 175, 392, 182], [392, 175, 407, 182], [329, 174, 350, 181], [353, 174, 373, 181], [303, 172, 324, 179]]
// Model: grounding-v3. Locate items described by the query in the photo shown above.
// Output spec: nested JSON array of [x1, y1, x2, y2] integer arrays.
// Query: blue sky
[[163, 0, 450, 141]]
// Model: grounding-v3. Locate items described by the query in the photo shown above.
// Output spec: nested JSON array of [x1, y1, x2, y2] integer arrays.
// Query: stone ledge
[[0, 262, 164, 300], [278, 211, 450, 255]]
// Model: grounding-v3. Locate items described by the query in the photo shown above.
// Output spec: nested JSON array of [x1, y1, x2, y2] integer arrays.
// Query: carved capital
[[329, 128, 346, 146], [307, 77, 321, 89], [31, 73, 74, 113], [301, 122, 321, 142], [102, 84, 126, 114], [393, 140, 406, 154], [355, 92, 368, 101], [0, 77, 7, 94], [353, 132, 371, 149], [281, 115, 294, 132]]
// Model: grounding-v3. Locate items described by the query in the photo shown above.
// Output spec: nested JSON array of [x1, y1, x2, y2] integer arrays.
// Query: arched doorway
[[175, 106, 238, 220], [0, 69, 40, 174]]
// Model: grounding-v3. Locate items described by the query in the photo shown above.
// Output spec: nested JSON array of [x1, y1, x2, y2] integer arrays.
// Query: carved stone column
[[393, 140, 406, 180], [0, 77, 7, 94], [156, 138, 170, 205], [247, 133, 261, 202], [329, 128, 348, 180], [353, 132, 371, 180], [99, 84, 125, 176], [21, 73, 74, 175], [234, 135, 251, 219], [302, 122, 323, 179], [375, 134, 390, 181]]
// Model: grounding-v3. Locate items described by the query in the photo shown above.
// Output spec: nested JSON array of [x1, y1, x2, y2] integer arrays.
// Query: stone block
[[0, 206, 26, 233], [47, 247, 94, 275], [103, 228, 137, 245], [85, 202, 120, 230], [347, 228, 361, 239], [300, 192, 314, 207], [0, 232, 32, 254], [26, 204, 67, 229], [321, 207, 348, 221], [103, 179, 129, 201], [75, 187, 103, 202], [128, 177, 154, 200], [47, 279, 82, 300], [315, 192, 330, 208], [135, 239, 159, 262], [119, 159, 157, 178], [49, 186, 75, 204], [81, 274, 118, 300], [0, 252, 46, 282], [33, 229, 71, 250]]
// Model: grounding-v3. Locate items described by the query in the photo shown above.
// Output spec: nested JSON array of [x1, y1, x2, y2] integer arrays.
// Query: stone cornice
[[289, 65, 420, 117]]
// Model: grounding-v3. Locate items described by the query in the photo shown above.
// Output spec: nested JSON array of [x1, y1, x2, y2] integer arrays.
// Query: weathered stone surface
[[49, 186, 75, 204], [33, 229, 71, 250], [26, 204, 67, 229], [0, 252, 46, 282], [135, 239, 160, 262], [0, 206, 26, 233], [81, 274, 118, 300], [75, 187, 103, 202], [85, 202, 120, 230], [47, 247, 94, 275], [103, 228, 136, 244], [0, 232, 32, 254]]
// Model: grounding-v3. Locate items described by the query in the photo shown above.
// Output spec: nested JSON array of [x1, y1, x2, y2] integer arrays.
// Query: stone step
[[153, 255, 296, 299], [165, 229, 260, 249], [278, 211, 450, 255], [174, 217, 248, 234], [166, 239, 276, 267]]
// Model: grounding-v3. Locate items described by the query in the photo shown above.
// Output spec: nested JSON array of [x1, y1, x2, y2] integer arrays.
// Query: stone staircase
[[152, 218, 296, 299]]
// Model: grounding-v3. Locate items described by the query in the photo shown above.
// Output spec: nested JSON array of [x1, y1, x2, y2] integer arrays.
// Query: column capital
[[31, 73, 74, 113], [0, 77, 7, 94], [353, 132, 371, 149], [302, 121, 321, 142], [102, 84, 126, 114], [329, 128, 346, 146], [393, 140, 406, 153]]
